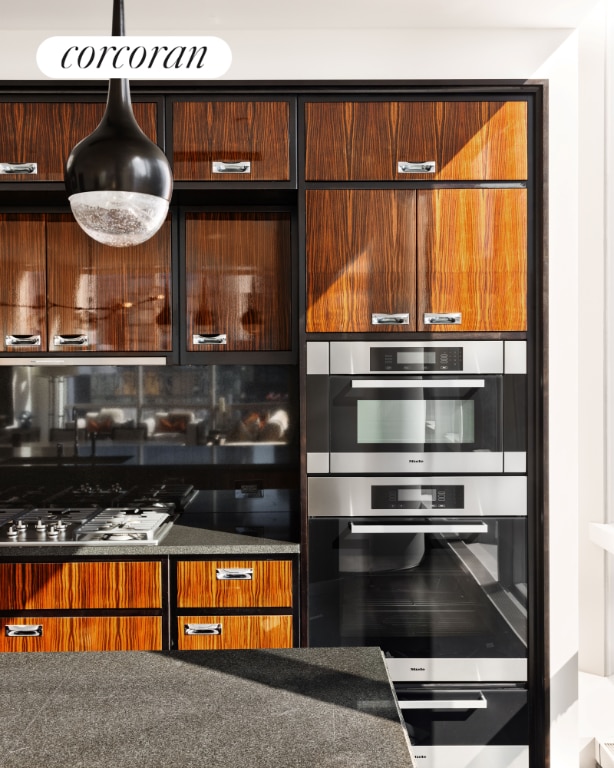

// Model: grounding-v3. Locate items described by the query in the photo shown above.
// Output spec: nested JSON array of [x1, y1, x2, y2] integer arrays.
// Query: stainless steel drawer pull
[[397, 161, 436, 174], [5, 624, 43, 637], [5, 334, 41, 347], [349, 522, 488, 535], [351, 379, 485, 389], [423, 313, 462, 325], [184, 623, 222, 636], [212, 161, 251, 174], [0, 162, 38, 175], [216, 567, 254, 581], [399, 693, 487, 710], [53, 334, 89, 346], [371, 313, 410, 325], [193, 333, 227, 346]]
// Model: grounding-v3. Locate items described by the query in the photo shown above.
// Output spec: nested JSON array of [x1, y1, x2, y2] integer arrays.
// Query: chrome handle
[[193, 333, 227, 346], [216, 567, 254, 580], [351, 379, 485, 388], [53, 334, 88, 346], [5, 334, 41, 347], [397, 161, 436, 174], [5, 624, 43, 637], [349, 522, 488, 534], [398, 693, 487, 710], [0, 162, 38, 175], [371, 313, 410, 325], [184, 623, 222, 636], [212, 161, 251, 174], [423, 313, 462, 325]]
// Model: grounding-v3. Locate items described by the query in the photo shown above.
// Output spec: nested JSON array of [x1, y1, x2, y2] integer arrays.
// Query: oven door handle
[[350, 379, 485, 388], [398, 692, 487, 710], [349, 522, 488, 534]]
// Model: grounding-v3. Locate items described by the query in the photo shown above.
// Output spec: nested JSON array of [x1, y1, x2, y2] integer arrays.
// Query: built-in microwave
[[306, 341, 526, 474]]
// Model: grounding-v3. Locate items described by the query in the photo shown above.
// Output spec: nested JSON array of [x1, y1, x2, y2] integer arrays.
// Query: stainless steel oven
[[306, 341, 526, 474]]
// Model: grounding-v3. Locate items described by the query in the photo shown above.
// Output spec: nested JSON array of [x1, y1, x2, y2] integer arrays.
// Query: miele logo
[[410, 666, 426, 671], [408, 459, 424, 464], [413, 755, 427, 760]]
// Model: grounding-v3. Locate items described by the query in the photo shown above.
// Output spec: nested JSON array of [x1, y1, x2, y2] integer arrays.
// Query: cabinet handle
[[192, 333, 227, 346], [349, 522, 488, 535], [184, 623, 222, 636], [53, 334, 89, 346], [423, 313, 462, 326], [5, 334, 41, 347], [216, 567, 254, 580], [351, 379, 485, 389], [397, 161, 436, 174], [0, 162, 38, 175], [5, 624, 43, 637], [398, 692, 487, 710], [212, 161, 251, 174], [371, 313, 410, 325]]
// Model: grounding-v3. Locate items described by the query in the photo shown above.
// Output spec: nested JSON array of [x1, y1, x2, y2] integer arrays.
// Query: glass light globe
[[68, 190, 169, 248]]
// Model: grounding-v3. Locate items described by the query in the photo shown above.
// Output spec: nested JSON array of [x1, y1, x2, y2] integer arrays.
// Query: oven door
[[329, 375, 502, 473], [308, 516, 527, 682]]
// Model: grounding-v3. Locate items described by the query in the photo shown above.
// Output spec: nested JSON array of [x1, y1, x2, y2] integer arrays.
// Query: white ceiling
[[3, 0, 603, 32]]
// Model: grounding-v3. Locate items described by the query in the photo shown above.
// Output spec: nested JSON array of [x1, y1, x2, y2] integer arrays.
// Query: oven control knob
[[47, 524, 58, 537], [14, 519, 26, 531], [55, 520, 67, 532], [6, 524, 18, 538], [34, 519, 46, 532]]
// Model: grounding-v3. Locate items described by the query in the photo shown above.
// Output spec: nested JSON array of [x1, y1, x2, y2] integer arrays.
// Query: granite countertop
[[0, 647, 414, 768]]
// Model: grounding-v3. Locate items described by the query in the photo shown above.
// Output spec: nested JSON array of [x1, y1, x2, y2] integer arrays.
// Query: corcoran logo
[[37, 36, 232, 79]]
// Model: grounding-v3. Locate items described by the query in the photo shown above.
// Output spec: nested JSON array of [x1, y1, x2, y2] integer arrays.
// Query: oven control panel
[[370, 346, 463, 372], [371, 485, 464, 510]]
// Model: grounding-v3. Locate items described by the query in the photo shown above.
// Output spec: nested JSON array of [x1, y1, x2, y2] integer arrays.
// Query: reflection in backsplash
[[0, 365, 296, 465]]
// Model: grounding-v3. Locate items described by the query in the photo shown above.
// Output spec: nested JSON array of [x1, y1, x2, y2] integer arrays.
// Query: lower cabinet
[[177, 614, 293, 650]]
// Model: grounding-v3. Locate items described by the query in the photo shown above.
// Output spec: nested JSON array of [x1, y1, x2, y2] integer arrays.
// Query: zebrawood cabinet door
[[306, 189, 417, 333], [177, 614, 293, 650], [0, 214, 47, 351], [45, 214, 172, 352], [185, 212, 292, 352], [0, 101, 158, 182], [304, 101, 527, 181], [172, 100, 291, 181], [417, 188, 527, 332]]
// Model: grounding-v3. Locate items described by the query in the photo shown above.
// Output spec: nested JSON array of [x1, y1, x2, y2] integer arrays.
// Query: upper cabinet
[[0, 100, 159, 182], [171, 99, 294, 183], [304, 100, 528, 181]]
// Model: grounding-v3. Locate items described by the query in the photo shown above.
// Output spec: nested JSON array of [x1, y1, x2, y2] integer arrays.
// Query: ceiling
[[3, 0, 603, 32]]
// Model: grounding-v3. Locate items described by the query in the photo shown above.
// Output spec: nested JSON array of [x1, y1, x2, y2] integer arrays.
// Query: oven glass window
[[357, 399, 475, 444]]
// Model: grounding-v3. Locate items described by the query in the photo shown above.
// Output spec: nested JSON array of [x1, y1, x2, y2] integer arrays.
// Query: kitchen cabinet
[[304, 100, 527, 181], [0, 100, 158, 183], [171, 99, 292, 182], [175, 558, 295, 650], [183, 211, 292, 355], [0, 560, 163, 652], [306, 187, 527, 333]]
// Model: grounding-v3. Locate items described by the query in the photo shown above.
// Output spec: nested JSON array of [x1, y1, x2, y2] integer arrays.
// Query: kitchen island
[[0, 646, 414, 767]]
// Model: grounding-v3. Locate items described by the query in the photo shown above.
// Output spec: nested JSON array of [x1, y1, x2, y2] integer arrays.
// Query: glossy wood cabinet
[[176, 614, 293, 651], [304, 100, 527, 181], [306, 188, 527, 333], [0, 101, 158, 182], [172, 100, 291, 182], [184, 211, 292, 353]]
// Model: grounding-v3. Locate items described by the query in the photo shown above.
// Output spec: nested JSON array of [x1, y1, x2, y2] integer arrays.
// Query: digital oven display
[[370, 347, 463, 371], [371, 485, 465, 510]]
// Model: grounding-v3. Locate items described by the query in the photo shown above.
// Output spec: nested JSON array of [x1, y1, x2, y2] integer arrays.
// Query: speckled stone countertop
[[0, 647, 413, 768]]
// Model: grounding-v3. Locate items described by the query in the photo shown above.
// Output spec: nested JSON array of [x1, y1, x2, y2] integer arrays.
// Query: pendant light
[[64, 0, 173, 247]]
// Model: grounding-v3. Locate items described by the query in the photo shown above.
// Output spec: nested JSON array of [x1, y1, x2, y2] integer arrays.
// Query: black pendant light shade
[[64, 0, 173, 247]]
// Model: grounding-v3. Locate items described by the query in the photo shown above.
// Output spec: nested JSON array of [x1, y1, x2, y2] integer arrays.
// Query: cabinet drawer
[[304, 100, 527, 181], [172, 100, 291, 181], [0, 561, 162, 610], [0, 616, 162, 652], [177, 614, 293, 650], [176, 560, 293, 608], [0, 101, 158, 182]]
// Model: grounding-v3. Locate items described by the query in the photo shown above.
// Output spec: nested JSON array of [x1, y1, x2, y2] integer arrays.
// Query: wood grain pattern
[[176, 560, 293, 608], [306, 189, 417, 333], [417, 188, 527, 332], [0, 101, 158, 182], [0, 616, 162, 652], [45, 215, 172, 352], [0, 561, 162, 610], [185, 212, 292, 352], [177, 614, 293, 650], [304, 100, 527, 181], [172, 101, 290, 181], [0, 214, 47, 350]]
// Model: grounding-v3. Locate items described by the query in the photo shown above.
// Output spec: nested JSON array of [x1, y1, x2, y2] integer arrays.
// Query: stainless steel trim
[[5, 334, 41, 347], [216, 567, 253, 580], [385, 657, 527, 683], [212, 161, 251, 174], [53, 334, 88, 346], [504, 341, 527, 374], [351, 379, 485, 388], [398, 692, 487, 710], [184, 623, 222, 636], [329, 452, 504, 474], [306, 341, 330, 375], [371, 313, 410, 325], [0, 357, 167, 366], [423, 312, 462, 325], [397, 160, 436, 174], [0, 162, 37, 175], [5, 624, 43, 637], [404, 745, 529, 768], [348, 522, 488, 534], [504, 452, 527, 473], [307, 452, 330, 474], [193, 333, 227, 345]]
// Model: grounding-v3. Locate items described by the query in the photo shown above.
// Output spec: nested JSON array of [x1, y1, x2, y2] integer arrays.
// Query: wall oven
[[306, 340, 526, 474]]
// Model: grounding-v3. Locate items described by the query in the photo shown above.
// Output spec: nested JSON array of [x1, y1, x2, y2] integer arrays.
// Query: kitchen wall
[[0, 6, 609, 766]]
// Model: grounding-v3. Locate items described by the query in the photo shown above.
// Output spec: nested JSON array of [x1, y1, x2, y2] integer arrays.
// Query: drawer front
[[0, 561, 162, 610], [176, 560, 293, 608], [0, 616, 162, 652], [177, 614, 293, 650]]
